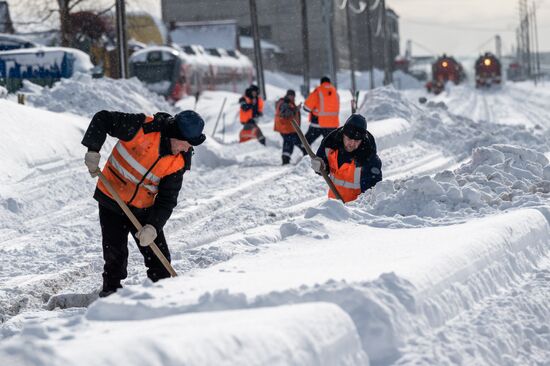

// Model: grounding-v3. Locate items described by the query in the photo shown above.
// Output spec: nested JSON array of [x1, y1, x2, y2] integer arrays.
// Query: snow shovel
[[97, 172, 178, 277], [290, 119, 345, 203]]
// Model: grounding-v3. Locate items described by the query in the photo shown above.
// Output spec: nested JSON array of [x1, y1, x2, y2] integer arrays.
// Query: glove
[[136, 224, 157, 247], [311, 157, 326, 174], [84, 151, 101, 178]]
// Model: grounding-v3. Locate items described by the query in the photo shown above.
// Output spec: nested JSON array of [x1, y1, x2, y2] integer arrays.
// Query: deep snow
[[1, 73, 549, 366]]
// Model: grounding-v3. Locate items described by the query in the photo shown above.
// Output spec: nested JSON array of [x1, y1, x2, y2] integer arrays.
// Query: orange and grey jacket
[[304, 82, 340, 128], [240, 95, 264, 124], [274, 97, 300, 134], [81, 111, 192, 231], [316, 128, 382, 203]]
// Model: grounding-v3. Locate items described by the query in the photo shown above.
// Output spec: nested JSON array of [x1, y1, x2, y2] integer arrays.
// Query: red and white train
[[129, 45, 254, 102]]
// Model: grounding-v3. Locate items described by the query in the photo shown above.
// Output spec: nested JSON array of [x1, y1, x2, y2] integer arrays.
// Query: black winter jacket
[[316, 127, 382, 192], [81, 110, 192, 232]]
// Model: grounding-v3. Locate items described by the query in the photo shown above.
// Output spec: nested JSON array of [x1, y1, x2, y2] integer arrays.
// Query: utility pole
[[532, 1, 541, 83], [405, 39, 412, 59], [321, 0, 337, 85], [345, 1, 356, 95], [495, 35, 502, 59], [520, 0, 532, 78], [381, 0, 391, 85], [365, 0, 374, 89], [300, 0, 310, 97], [249, 0, 266, 100], [115, 0, 128, 78]]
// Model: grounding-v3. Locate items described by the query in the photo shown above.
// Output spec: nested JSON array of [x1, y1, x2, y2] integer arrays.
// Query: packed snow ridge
[[0, 75, 550, 366]]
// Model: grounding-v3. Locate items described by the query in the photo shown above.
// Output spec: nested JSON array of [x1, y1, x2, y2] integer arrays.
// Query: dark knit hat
[[286, 89, 296, 97], [168, 110, 206, 146], [320, 76, 331, 84], [343, 114, 367, 140]]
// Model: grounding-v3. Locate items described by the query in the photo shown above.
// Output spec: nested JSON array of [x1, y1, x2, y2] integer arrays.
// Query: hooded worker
[[311, 114, 382, 203], [82, 110, 206, 297]]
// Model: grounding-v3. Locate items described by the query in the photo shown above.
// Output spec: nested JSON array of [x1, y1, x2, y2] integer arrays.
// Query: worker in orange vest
[[239, 84, 266, 145], [311, 114, 382, 203], [82, 110, 206, 297], [303, 76, 340, 145], [274, 89, 306, 164]]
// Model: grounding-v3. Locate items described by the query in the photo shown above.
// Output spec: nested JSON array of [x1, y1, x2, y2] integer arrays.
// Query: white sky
[[389, 0, 550, 56]]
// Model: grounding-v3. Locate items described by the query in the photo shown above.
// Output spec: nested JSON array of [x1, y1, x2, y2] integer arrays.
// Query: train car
[[129, 45, 253, 102], [425, 54, 465, 94], [475, 52, 502, 87]]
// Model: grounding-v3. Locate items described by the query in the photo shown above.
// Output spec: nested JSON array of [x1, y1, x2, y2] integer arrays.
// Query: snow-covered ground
[[1, 73, 549, 366]]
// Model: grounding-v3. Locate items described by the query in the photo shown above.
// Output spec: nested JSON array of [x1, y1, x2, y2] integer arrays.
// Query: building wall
[[161, 0, 399, 78]]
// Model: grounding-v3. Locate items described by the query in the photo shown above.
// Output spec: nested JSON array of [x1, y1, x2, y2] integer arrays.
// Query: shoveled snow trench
[[0, 80, 549, 366]]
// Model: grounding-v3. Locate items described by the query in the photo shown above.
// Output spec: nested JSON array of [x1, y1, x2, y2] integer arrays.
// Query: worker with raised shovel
[[82, 110, 206, 297], [294, 114, 383, 203]]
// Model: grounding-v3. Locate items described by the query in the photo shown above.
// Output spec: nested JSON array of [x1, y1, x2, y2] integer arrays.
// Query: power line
[[401, 18, 516, 32]]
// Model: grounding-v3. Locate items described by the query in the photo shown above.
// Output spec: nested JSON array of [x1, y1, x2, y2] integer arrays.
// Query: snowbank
[[360, 144, 550, 227], [0, 303, 368, 366], [24, 73, 176, 118], [81, 208, 550, 365], [0, 99, 88, 184]]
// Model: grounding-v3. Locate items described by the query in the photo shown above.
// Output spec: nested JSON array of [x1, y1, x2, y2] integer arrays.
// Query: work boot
[[99, 289, 117, 298], [282, 156, 291, 165]]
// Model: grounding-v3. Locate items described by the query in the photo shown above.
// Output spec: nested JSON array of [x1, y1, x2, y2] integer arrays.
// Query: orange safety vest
[[239, 123, 261, 143], [304, 82, 340, 128], [98, 118, 185, 209], [274, 98, 300, 134], [240, 96, 264, 124], [326, 148, 362, 203]]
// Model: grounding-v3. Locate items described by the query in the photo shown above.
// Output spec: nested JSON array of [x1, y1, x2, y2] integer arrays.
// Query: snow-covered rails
[[475, 52, 502, 88], [129, 45, 254, 102]]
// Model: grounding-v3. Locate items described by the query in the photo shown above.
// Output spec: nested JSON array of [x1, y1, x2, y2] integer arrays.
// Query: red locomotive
[[475, 52, 502, 88], [426, 54, 465, 94]]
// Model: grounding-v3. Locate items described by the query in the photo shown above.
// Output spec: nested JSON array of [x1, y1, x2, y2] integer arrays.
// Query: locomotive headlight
[[442, 61, 448, 67], [484, 58, 492, 66]]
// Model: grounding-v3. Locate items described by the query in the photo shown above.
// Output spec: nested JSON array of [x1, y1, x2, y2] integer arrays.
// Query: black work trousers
[[281, 133, 306, 158], [98, 204, 171, 291], [305, 125, 336, 145]]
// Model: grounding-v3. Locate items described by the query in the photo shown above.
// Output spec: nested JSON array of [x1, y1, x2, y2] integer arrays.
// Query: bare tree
[[10, 0, 112, 46]]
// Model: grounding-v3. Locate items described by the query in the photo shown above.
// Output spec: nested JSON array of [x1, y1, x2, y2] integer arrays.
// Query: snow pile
[[80, 208, 550, 365], [25, 73, 176, 117], [359, 86, 419, 122], [356, 144, 550, 227], [0, 99, 87, 184], [360, 86, 550, 160], [0, 303, 368, 366]]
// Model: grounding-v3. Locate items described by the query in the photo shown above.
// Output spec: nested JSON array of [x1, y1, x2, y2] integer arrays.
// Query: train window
[[226, 50, 238, 59], [183, 46, 196, 55], [207, 48, 221, 57], [147, 51, 162, 62]]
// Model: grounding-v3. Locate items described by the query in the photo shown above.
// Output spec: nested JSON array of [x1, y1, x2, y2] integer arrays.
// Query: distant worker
[[239, 84, 266, 145], [303, 76, 340, 145], [310, 114, 382, 203], [274, 89, 306, 165], [82, 110, 206, 297]]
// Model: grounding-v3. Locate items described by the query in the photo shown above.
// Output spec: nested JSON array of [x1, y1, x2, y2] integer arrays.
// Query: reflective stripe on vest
[[115, 142, 160, 184], [98, 128, 184, 208], [108, 152, 158, 193], [326, 148, 362, 202], [318, 91, 339, 117]]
